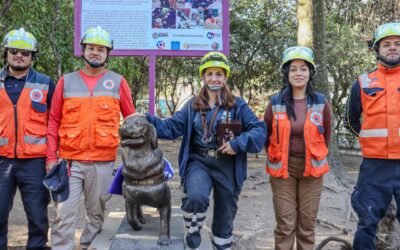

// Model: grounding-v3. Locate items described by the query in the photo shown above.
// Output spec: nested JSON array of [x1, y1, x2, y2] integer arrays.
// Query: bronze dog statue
[[119, 115, 171, 246]]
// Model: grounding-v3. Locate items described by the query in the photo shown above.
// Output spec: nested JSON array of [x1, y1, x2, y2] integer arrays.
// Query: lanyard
[[201, 106, 220, 143]]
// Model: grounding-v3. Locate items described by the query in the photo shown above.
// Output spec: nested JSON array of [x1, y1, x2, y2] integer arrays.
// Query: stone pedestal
[[89, 206, 213, 250]]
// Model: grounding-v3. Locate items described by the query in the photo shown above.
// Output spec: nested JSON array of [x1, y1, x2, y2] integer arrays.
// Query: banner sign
[[74, 0, 230, 56]]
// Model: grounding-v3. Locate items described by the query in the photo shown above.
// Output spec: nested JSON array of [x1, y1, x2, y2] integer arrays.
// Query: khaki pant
[[51, 161, 114, 250], [270, 156, 323, 250]]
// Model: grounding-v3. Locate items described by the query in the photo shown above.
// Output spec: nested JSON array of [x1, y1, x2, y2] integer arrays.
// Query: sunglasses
[[8, 48, 32, 57], [201, 54, 228, 65]]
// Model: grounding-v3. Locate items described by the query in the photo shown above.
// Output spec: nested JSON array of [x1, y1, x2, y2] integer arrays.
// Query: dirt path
[[8, 140, 360, 249]]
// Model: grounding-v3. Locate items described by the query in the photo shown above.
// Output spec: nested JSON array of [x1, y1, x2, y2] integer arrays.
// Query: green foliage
[[0, 0, 397, 125], [0, 0, 79, 79]]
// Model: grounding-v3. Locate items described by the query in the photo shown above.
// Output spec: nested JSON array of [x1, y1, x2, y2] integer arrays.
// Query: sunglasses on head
[[201, 54, 228, 65], [8, 48, 32, 57]]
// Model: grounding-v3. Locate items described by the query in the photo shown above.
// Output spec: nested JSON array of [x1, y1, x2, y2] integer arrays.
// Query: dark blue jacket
[[146, 96, 266, 192]]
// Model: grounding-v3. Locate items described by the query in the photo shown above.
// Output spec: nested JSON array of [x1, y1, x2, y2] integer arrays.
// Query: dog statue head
[[120, 115, 158, 150]]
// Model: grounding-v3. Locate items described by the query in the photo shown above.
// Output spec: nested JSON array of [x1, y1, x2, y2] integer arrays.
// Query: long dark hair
[[280, 60, 317, 120], [192, 84, 235, 110]]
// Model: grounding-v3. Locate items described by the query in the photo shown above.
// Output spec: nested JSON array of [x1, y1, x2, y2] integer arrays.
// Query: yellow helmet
[[80, 26, 113, 49], [199, 52, 230, 78], [373, 22, 400, 47], [280, 46, 315, 70], [2, 28, 38, 52]]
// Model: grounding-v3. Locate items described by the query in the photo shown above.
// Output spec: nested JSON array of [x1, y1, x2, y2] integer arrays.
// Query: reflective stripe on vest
[[359, 128, 388, 138], [359, 73, 370, 88], [267, 159, 282, 169], [25, 82, 49, 91], [24, 135, 46, 144], [63, 71, 122, 99], [271, 104, 286, 113], [311, 158, 328, 168], [0, 138, 8, 146]]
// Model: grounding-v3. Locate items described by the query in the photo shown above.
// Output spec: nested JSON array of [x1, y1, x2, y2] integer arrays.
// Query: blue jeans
[[352, 158, 400, 250], [0, 157, 50, 250], [182, 153, 238, 249]]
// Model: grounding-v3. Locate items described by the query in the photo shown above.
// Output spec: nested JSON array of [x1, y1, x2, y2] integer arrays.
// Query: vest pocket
[[59, 127, 85, 150], [268, 144, 282, 163], [24, 122, 47, 155], [97, 102, 118, 123], [362, 88, 386, 116], [95, 126, 119, 148], [25, 119, 47, 136], [30, 102, 47, 124], [63, 103, 81, 124], [309, 141, 328, 160]]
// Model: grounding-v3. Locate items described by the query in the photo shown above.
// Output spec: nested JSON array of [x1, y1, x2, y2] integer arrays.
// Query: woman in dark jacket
[[145, 52, 266, 250]]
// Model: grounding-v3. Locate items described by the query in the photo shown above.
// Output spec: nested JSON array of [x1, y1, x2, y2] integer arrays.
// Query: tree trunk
[[297, 0, 313, 47], [312, 0, 328, 98]]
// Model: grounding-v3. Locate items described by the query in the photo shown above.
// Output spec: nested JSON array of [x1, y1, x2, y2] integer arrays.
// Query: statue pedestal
[[88, 206, 213, 250]]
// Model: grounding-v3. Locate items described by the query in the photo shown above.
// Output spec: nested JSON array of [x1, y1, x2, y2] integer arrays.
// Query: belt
[[192, 147, 233, 159]]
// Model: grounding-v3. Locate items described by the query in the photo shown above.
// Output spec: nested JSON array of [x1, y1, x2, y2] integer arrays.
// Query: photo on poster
[[153, 0, 178, 8], [152, 8, 177, 29], [204, 7, 222, 29]]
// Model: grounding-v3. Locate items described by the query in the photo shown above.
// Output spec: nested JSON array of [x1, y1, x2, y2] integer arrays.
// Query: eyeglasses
[[7, 48, 32, 57], [201, 54, 229, 65]]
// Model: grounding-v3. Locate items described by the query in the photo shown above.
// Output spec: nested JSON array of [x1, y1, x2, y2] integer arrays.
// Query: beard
[[9, 64, 30, 72], [378, 54, 400, 67]]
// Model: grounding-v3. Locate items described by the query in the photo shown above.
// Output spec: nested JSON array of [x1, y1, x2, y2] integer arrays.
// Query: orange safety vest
[[58, 71, 122, 161], [0, 68, 50, 158], [266, 93, 330, 178], [357, 65, 400, 159]]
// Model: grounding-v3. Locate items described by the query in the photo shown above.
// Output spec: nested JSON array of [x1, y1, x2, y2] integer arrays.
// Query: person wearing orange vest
[[46, 27, 135, 250], [264, 46, 332, 250], [0, 28, 54, 250], [344, 23, 400, 250]]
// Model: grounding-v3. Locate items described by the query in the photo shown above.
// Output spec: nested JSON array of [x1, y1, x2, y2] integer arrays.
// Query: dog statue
[[119, 115, 171, 246]]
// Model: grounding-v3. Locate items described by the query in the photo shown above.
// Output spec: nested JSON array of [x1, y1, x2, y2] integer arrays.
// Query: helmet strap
[[82, 56, 105, 68], [81, 48, 110, 68]]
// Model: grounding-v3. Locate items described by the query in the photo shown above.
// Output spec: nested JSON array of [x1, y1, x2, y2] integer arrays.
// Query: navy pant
[[0, 157, 50, 250], [352, 158, 400, 250], [182, 153, 238, 249]]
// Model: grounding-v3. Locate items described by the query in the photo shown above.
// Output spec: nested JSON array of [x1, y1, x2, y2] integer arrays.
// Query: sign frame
[[74, 0, 230, 57]]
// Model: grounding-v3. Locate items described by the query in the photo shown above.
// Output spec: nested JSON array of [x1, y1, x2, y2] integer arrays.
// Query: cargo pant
[[50, 161, 114, 250], [270, 156, 323, 250], [182, 153, 238, 250], [352, 158, 400, 250]]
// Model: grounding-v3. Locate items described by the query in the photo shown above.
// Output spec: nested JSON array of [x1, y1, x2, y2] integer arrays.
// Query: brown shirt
[[264, 97, 332, 157]]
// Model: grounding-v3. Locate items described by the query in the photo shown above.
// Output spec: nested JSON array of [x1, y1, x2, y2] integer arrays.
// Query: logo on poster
[[153, 32, 169, 39], [207, 32, 215, 39], [171, 41, 180, 50], [182, 43, 208, 49], [211, 42, 219, 50], [157, 41, 166, 49]]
